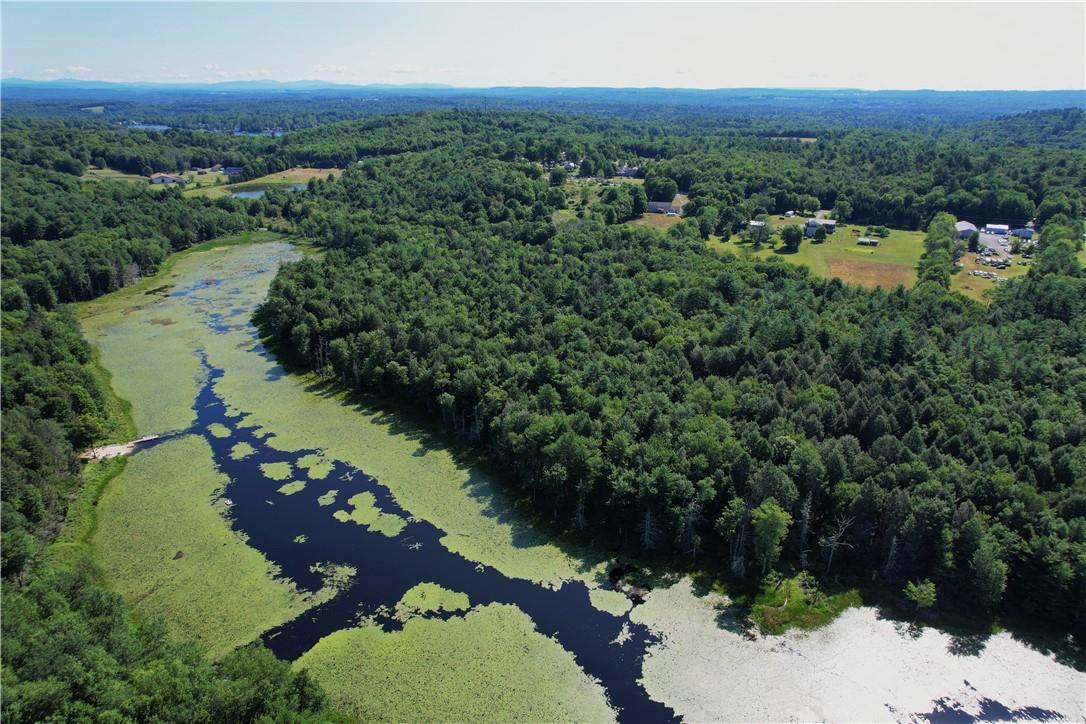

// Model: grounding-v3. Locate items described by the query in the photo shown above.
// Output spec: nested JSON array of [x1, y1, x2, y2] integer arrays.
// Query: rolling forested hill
[[2, 102, 1084, 718]]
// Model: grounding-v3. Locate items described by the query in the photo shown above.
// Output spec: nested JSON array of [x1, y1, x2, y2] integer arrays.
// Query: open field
[[628, 212, 683, 230], [185, 167, 342, 198], [718, 220, 926, 291], [81, 166, 147, 184], [951, 249, 1030, 302]]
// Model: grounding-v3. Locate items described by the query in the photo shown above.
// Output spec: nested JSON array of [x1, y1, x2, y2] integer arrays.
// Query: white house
[[149, 173, 184, 185], [804, 218, 837, 237]]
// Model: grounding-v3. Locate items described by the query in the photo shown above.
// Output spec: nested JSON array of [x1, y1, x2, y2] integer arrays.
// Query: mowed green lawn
[[720, 220, 926, 291], [81, 166, 147, 184], [185, 167, 341, 199]]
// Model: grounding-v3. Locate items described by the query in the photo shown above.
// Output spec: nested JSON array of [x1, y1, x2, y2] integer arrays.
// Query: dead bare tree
[[882, 534, 898, 580], [820, 515, 855, 575], [798, 491, 813, 570]]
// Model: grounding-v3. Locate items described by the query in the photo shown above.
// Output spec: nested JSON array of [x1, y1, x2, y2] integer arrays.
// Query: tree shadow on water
[[270, 339, 623, 584]]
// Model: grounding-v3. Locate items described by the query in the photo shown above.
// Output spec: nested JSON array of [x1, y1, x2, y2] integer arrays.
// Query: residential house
[[804, 218, 837, 237], [149, 172, 184, 185], [647, 201, 680, 215]]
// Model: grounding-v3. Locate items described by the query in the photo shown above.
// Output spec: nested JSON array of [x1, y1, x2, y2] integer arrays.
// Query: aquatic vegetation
[[278, 481, 306, 496], [208, 336, 609, 586], [294, 604, 615, 722], [395, 582, 470, 619], [207, 423, 231, 438], [331, 492, 407, 537], [91, 435, 332, 658], [260, 462, 293, 481], [230, 442, 256, 460], [589, 588, 633, 617], [296, 453, 334, 480], [294, 534, 307, 544], [308, 562, 356, 594], [317, 489, 338, 506]]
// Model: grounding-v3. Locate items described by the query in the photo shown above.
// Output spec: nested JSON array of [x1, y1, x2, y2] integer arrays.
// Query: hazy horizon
[[6, 77, 1086, 93], [3, 2, 1084, 91]]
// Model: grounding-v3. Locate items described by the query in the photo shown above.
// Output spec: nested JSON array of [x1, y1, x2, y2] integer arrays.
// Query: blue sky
[[2, 2, 1084, 89]]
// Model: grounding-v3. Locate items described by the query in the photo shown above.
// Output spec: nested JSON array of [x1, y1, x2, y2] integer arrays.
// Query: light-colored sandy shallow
[[633, 578, 1086, 722]]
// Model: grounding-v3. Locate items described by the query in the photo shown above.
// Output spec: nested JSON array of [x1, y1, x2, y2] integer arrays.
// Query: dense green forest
[[257, 156, 1086, 635], [2, 105, 1084, 718], [0, 128, 331, 718]]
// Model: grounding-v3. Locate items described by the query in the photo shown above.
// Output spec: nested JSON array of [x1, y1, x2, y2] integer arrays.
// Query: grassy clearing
[[716, 221, 925, 291], [684, 570, 862, 635], [185, 167, 342, 199], [951, 252, 1029, 302], [91, 434, 339, 658], [81, 166, 146, 184], [746, 573, 862, 634], [628, 213, 683, 230], [295, 603, 615, 722]]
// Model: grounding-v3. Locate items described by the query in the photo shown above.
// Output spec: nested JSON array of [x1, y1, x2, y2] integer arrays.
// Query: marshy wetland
[[80, 240, 1085, 722]]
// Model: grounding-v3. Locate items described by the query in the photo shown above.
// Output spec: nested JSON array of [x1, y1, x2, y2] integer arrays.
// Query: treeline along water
[[159, 276, 678, 722]]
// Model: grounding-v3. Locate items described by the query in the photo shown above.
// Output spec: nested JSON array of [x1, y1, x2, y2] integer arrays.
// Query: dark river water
[[147, 328, 677, 721]]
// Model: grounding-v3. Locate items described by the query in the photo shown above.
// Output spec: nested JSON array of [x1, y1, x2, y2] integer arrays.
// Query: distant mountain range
[[4, 78, 1083, 98], [3, 79, 1082, 128], [1, 78, 458, 92]]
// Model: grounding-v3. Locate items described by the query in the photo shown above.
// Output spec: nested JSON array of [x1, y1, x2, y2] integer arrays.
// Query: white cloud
[[313, 63, 347, 74], [174, 72, 191, 79], [204, 63, 220, 71], [65, 65, 91, 74], [390, 63, 422, 75], [42, 68, 59, 75]]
